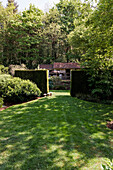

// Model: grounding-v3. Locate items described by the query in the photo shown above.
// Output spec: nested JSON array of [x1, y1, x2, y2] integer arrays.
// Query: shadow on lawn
[[0, 94, 113, 169]]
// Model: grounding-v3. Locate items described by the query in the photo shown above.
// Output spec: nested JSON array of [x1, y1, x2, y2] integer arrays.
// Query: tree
[[56, 0, 82, 62], [38, 8, 67, 63], [0, 1, 16, 65], [1, 4, 43, 68], [7, 0, 19, 13], [69, 0, 113, 99]]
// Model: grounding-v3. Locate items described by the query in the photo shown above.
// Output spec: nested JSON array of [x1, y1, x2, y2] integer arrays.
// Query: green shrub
[[50, 76, 61, 90], [88, 70, 113, 100], [50, 76, 61, 85], [0, 65, 4, 74], [0, 74, 12, 81], [0, 65, 9, 74], [0, 77, 41, 103], [49, 76, 70, 90], [0, 98, 3, 108], [102, 159, 113, 170], [15, 70, 49, 94]]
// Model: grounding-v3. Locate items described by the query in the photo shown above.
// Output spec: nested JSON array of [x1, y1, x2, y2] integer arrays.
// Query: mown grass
[[0, 91, 113, 169]]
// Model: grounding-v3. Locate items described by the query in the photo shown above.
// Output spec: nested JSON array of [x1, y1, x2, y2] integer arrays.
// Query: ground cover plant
[[0, 91, 113, 169]]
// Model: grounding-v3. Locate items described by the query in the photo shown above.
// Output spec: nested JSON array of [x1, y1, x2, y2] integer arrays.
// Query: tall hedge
[[70, 70, 89, 97], [15, 70, 49, 94]]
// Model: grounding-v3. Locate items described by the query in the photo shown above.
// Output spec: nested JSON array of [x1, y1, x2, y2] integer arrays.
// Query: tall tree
[[1, 4, 43, 68], [0, 1, 16, 65], [38, 8, 66, 64], [7, 0, 18, 13], [69, 0, 113, 99], [56, 0, 81, 62]]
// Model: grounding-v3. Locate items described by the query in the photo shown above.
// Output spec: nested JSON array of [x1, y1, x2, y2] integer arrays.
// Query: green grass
[[0, 91, 113, 169]]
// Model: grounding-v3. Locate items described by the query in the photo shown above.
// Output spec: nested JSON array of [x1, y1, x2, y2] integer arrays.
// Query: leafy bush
[[50, 76, 61, 85], [102, 159, 113, 170], [50, 76, 61, 90], [0, 74, 12, 81], [0, 65, 4, 74], [0, 98, 3, 108], [50, 76, 69, 90], [88, 70, 113, 100], [0, 77, 41, 103], [0, 65, 9, 74]]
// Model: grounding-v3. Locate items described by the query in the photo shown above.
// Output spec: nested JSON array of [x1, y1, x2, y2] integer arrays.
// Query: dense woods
[[0, 0, 113, 99]]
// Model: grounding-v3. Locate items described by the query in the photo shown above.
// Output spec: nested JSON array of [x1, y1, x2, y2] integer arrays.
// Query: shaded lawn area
[[0, 91, 113, 170]]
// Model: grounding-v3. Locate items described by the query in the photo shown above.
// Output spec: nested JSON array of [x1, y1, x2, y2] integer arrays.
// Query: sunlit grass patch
[[0, 91, 113, 169]]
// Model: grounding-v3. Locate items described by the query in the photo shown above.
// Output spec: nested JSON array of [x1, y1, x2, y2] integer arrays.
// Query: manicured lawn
[[0, 91, 113, 169]]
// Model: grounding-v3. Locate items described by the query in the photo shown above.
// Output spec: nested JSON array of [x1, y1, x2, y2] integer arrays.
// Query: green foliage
[[102, 159, 113, 170], [88, 70, 113, 100], [7, 0, 19, 13], [0, 77, 41, 103], [15, 70, 49, 94], [0, 98, 3, 108], [56, 0, 79, 34], [0, 0, 84, 65], [0, 65, 9, 74], [56, 0, 81, 62], [0, 4, 43, 68], [0, 74, 12, 81], [50, 76, 67, 90], [39, 8, 67, 63], [69, 0, 113, 100], [0, 65, 4, 74], [50, 76, 61, 85], [0, 2, 17, 65]]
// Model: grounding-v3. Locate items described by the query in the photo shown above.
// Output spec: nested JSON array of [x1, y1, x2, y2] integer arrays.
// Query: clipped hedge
[[15, 70, 49, 94], [71, 70, 90, 97], [0, 77, 41, 103]]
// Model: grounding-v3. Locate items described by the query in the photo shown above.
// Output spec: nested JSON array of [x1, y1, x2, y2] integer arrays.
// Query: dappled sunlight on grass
[[0, 91, 113, 169]]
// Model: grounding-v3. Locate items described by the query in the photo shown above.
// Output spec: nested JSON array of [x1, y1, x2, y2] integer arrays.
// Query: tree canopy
[[69, 0, 113, 99], [0, 0, 112, 72]]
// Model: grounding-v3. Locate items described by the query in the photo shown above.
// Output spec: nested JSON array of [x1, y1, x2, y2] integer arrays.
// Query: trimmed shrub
[[71, 70, 90, 97], [15, 70, 49, 94], [0, 98, 3, 108], [0, 77, 41, 103]]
